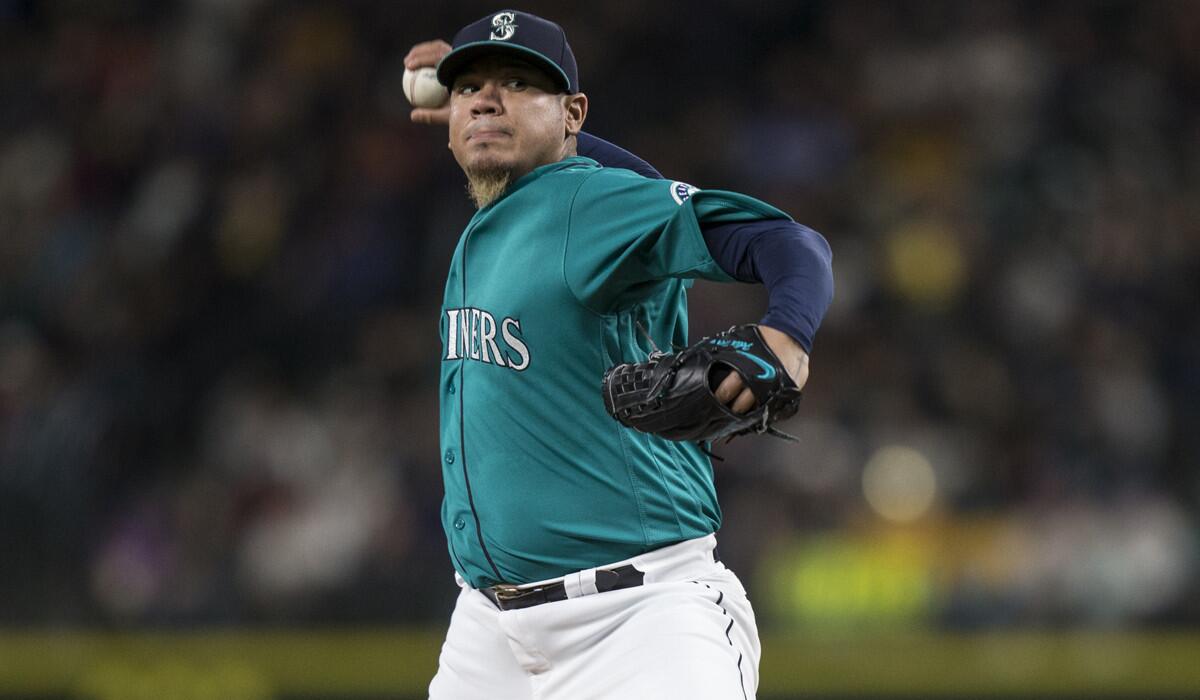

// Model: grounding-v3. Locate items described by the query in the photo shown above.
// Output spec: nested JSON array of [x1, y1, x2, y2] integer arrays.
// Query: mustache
[[466, 123, 514, 139]]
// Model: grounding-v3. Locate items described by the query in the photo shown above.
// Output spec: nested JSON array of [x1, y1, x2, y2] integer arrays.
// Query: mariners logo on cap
[[491, 11, 517, 40]]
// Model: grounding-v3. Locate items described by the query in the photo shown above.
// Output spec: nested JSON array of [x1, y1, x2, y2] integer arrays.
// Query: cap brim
[[436, 41, 573, 93]]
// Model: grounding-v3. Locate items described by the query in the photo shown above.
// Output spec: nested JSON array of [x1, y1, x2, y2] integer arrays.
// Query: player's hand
[[404, 40, 453, 125], [713, 325, 809, 414]]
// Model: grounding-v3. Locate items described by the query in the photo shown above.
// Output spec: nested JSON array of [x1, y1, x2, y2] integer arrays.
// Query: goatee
[[465, 166, 513, 209]]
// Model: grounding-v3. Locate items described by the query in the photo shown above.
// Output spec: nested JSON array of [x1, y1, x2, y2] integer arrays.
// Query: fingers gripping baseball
[[404, 40, 453, 70], [410, 105, 450, 125], [405, 40, 453, 125]]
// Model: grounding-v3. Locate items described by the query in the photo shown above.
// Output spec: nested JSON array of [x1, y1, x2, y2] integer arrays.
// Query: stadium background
[[1, 0, 1198, 697]]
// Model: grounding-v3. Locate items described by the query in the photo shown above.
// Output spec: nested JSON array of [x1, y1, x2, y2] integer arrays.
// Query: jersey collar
[[477, 156, 600, 212]]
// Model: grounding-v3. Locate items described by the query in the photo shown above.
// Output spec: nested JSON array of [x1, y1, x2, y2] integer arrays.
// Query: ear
[[563, 92, 588, 137]]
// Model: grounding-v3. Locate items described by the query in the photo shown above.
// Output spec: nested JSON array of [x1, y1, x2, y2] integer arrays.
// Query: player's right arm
[[403, 41, 659, 178]]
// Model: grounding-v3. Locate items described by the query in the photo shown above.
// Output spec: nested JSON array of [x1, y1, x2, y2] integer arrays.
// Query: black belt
[[480, 564, 645, 611]]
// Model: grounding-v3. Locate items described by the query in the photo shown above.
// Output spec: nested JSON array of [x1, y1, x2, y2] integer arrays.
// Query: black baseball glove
[[601, 324, 802, 443]]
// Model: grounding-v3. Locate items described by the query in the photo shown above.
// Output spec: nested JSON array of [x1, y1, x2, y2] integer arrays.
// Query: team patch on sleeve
[[669, 181, 699, 205]]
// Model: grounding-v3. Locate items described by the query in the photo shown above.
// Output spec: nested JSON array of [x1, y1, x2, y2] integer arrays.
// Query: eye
[[454, 83, 479, 96], [502, 78, 527, 90]]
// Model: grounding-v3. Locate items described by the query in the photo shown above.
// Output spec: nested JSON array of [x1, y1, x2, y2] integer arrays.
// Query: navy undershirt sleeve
[[577, 132, 663, 179], [701, 221, 833, 353], [579, 131, 833, 352]]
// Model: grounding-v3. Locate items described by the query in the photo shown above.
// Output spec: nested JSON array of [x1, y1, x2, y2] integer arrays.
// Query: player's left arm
[[573, 136, 830, 408], [703, 220, 834, 411], [403, 38, 829, 410]]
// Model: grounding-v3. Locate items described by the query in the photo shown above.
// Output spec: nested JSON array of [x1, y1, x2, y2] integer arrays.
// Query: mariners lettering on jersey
[[444, 308, 530, 371]]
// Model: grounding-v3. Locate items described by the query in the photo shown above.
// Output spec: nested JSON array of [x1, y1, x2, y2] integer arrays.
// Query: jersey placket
[[457, 221, 506, 584]]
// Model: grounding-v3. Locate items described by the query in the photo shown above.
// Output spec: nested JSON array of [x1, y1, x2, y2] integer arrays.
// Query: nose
[[470, 81, 503, 116]]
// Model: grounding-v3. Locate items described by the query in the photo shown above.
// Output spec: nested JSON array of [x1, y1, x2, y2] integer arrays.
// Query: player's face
[[448, 56, 586, 182]]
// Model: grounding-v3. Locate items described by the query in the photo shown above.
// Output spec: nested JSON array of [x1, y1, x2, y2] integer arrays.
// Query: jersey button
[[444, 449, 455, 465], [453, 518, 466, 530], [448, 383, 456, 395]]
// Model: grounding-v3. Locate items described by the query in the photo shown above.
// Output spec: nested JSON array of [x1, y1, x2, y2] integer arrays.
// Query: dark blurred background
[[1, 0, 1198, 697]]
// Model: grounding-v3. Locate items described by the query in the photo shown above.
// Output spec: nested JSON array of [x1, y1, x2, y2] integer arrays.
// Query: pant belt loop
[[564, 568, 598, 599]]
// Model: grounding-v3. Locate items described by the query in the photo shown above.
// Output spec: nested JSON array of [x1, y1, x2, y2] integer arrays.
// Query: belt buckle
[[492, 584, 523, 602]]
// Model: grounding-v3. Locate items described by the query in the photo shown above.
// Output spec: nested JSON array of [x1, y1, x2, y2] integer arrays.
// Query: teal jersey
[[439, 156, 791, 588]]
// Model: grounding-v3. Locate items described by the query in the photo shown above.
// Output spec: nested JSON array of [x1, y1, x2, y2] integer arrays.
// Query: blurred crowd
[[1, 0, 1197, 629]]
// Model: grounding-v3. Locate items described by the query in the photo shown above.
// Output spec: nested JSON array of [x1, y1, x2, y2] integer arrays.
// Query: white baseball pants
[[428, 534, 760, 700]]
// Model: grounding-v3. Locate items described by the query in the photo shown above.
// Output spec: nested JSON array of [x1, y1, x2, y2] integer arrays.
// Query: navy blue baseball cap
[[436, 10, 579, 94]]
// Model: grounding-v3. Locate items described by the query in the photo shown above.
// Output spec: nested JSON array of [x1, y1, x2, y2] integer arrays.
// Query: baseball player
[[406, 10, 833, 699]]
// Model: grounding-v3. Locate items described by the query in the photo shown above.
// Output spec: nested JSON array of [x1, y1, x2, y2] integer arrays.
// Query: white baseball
[[403, 66, 449, 108]]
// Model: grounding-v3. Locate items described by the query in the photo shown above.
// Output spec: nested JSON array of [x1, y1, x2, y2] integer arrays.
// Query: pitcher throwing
[[407, 10, 835, 699]]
